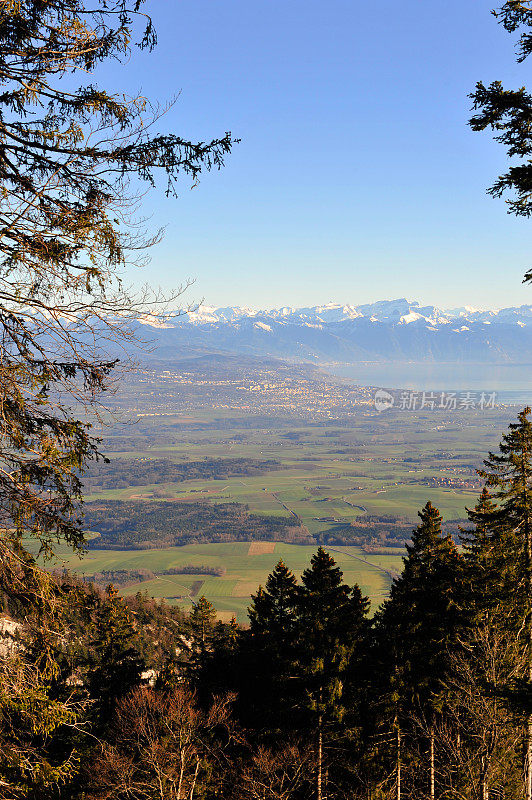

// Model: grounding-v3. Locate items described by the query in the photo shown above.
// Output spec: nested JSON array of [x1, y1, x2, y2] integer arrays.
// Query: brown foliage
[[85, 686, 236, 800], [237, 743, 315, 800]]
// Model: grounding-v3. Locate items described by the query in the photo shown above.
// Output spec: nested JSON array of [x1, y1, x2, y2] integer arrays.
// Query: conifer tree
[[186, 596, 217, 679], [375, 502, 461, 799], [382, 502, 461, 707], [193, 615, 242, 704], [469, 2, 532, 282], [240, 561, 300, 733], [86, 585, 144, 724], [297, 548, 369, 800], [189, 596, 217, 648], [249, 559, 299, 641], [0, 654, 83, 799], [461, 487, 501, 613], [0, 0, 235, 549], [476, 407, 532, 610], [472, 407, 532, 799], [0, 0, 236, 620]]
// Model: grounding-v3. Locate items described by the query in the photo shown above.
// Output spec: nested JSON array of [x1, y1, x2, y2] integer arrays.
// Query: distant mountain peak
[[170, 299, 503, 327], [134, 299, 532, 365], [139, 299, 532, 330]]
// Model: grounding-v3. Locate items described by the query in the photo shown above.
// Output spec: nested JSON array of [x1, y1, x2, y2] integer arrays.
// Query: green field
[[85, 419, 495, 540], [84, 470, 479, 549], [70, 404, 518, 622], [54, 541, 400, 623]]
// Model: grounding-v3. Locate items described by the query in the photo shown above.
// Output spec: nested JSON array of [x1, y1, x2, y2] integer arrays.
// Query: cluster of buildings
[[120, 366, 376, 419]]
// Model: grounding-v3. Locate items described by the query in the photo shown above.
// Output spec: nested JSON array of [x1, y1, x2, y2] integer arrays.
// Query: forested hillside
[[1, 409, 532, 798]]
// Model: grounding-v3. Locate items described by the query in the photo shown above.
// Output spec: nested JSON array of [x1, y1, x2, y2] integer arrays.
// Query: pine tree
[[193, 615, 243, 709], [375, 502, 462, 799], [469, 1, 532, 256], [87, 585, 144, 724], [0, 654, 83, 799], [186, 596, 217, 680], [477, 407, 532, 609], [189, 596, 217, 648], [240, 561, 300, 733], [472, 407, 532, 799], [297, 548, 369, 800], [249, 559, 299, 641], [0, 1, 235, 565], [382, 502, 461, 707], [461, 487, 504, 617]]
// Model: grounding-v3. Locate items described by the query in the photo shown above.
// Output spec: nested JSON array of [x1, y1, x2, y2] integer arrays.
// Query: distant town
[[121, 363, 377, 419]]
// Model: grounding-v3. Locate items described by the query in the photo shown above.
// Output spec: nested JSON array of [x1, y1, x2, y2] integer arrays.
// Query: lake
[[326, 362, 532, 405]]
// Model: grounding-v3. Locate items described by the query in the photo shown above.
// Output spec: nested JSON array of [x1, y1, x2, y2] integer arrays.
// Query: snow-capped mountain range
[[135, 299, 532, 364]]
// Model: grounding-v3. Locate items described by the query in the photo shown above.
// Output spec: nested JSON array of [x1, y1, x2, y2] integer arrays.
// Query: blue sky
[[94, 0, 532, 309]]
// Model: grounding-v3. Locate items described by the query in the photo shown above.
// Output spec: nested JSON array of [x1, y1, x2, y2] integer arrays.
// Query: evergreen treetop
[[248, 559, 298, 639], [377, 502, 462, 713]]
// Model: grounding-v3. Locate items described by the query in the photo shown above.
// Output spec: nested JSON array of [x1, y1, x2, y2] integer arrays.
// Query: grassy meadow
[[54, 541, 397, 623], [56, 404, 517, 622], [86, 409, 504, 535]]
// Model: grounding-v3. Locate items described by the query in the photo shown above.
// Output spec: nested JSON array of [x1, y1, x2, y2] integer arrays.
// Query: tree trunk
[[317, 713, 323, 800], [396, 723, 401, 800], [429, 729, 435, 800], [480, 754, 489, 800], [189, 759, 199, 800], [177, 751, 185, 800], [527, 711, 532, 800]]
